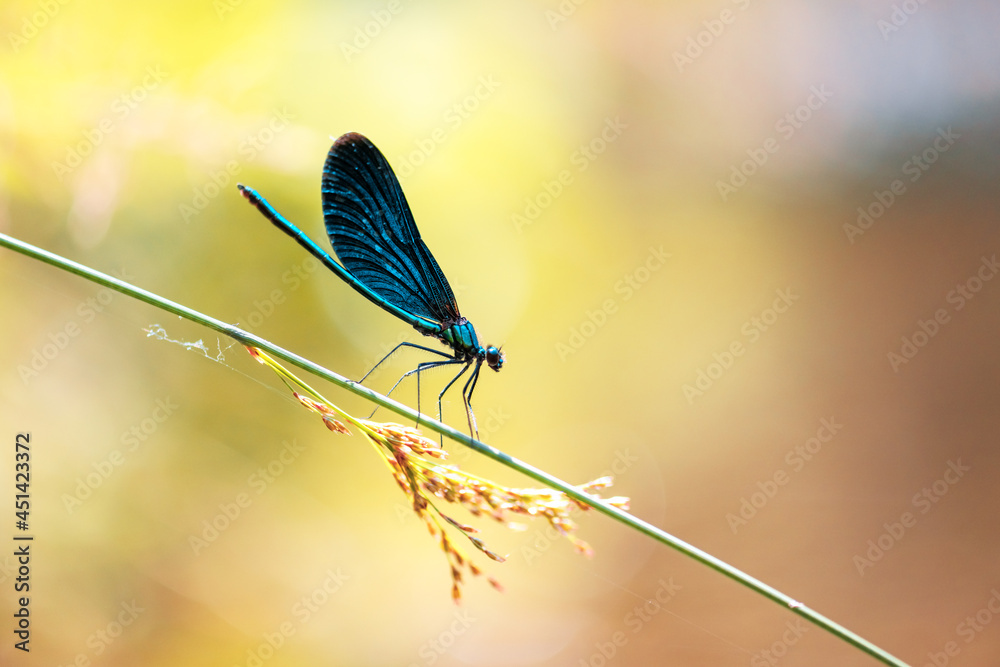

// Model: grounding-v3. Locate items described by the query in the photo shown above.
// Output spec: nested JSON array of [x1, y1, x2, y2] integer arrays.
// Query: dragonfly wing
[[322, 132, 461, 328]]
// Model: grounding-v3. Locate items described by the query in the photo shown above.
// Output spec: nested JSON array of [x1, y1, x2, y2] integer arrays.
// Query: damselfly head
[[486, 345, 504, 372]]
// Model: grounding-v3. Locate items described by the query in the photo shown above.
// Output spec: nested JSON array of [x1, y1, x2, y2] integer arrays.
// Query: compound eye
[[486, 346, 504, 371]]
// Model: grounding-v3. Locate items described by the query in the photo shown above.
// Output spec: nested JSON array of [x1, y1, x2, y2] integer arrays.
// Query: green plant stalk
[[0, 232, 910, 667]]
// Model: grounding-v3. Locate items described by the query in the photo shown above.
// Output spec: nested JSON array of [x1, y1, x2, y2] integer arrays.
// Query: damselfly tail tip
[[236, 183, 259, 204]]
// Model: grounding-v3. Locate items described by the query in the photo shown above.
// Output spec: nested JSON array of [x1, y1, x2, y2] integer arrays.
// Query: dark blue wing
[[322, 133, 461, 328]]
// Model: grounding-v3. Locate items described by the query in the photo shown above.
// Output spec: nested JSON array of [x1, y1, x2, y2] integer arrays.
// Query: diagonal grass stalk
[[0, 231, 910, 666]]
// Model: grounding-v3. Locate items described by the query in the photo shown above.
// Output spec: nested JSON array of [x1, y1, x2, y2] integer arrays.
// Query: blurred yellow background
[[2, 1, 1000, 665]]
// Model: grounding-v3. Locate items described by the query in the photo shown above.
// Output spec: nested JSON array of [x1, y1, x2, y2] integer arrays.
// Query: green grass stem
[[1, 232, 910, 666]]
